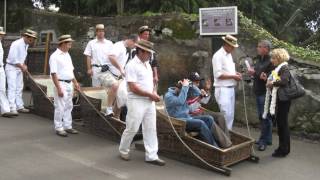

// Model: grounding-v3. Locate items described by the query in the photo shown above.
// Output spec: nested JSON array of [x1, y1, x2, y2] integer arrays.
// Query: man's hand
[[74, 82, 80, 91], [87, 68, 93, 77], [120, 69, 126, 77], [21, 64, 28, 72], [247, 67, 255, 76], [153, 76, 159, 85], [233, 72, 242, 81], [149, 92, 160, 102], [181, 79, 189, 86], [57, 88, 64, 97], [260, 72, 267, 81]]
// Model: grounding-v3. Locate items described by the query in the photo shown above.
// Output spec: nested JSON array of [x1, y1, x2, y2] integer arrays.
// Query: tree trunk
[[117, 0, 124, 15]]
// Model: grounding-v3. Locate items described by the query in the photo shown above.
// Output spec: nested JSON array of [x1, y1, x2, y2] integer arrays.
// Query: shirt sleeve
[[212, 54, 223, 78], [83, 41, 92, 56], [7, 43, 19, 64], [109, 43, 121, 57], [150, 53, 159, 68], [125, 63, 137, 83], [49, 55, 57, 74]]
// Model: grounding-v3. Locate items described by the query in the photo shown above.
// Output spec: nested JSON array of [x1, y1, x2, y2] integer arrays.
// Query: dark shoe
[[272, 151, 287, 158], [56, 130, 68, 137], [65, 128, 79, 134], [2, 112, 16, 118], [119, 153, 130, 161], [258, 144, 267, 151], [146, 158, 166, 166]]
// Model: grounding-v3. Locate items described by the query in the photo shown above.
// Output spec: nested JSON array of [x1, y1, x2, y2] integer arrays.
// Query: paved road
[[1, 112, 319, 180], [0, 91, 319, 180]]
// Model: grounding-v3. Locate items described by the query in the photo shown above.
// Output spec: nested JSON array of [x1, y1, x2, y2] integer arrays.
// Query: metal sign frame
[[199, 6, 238, 36]]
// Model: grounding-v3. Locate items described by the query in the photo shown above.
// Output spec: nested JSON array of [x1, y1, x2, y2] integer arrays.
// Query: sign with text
[[199, 6, 238, 35]]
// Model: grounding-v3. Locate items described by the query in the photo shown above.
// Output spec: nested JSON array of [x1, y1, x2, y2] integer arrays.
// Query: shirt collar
[[95, 38, 106, 43], [57, 48, 67, 55], [221, 47, 229, 55]]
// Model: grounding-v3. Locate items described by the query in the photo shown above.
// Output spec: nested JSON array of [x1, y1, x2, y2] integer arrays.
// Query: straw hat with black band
[[23, 29, 37, 39], [58, 34, 74, 44], [0, 27, 5, 35], [135, 39, 155, 54], [138, 25, 151, 34], [222, 34, 238, 48]]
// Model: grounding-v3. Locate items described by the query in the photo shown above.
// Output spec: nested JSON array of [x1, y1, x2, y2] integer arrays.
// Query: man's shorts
[[97, 71, 119, 88]]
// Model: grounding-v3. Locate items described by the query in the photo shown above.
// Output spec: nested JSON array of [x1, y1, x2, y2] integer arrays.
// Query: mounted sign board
[[199, 6, 238, 35]]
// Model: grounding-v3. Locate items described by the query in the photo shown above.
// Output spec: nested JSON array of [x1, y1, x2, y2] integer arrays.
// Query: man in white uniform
[[106, 34, 137, 117], [84, 24, 113, 87], [0, 27, 15, 117], [119, 40, 165, 166], [212, 35, 242, 130], [49, 35, 80, 137], [5, 29, 37, 115]]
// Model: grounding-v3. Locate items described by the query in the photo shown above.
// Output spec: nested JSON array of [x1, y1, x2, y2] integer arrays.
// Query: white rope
[[241, 79, 256, 155]]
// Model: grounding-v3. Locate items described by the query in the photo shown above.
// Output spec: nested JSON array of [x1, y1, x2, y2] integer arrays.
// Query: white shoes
[[17, 108, 30, 113], [105, 107, 114, 117]]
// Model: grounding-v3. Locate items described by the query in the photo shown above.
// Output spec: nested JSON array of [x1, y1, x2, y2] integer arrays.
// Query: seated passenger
[[187, 72, 232, 148], [164, 79, 218, 147]]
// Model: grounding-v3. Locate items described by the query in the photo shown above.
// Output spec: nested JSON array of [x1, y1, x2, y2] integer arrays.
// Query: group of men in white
[[0, 21, 241, 166], [0, 24, 165, 166]]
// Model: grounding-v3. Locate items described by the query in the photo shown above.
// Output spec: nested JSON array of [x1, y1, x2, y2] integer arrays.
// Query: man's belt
[[91, 64, 102, 67], [58, 79, 72, 83]]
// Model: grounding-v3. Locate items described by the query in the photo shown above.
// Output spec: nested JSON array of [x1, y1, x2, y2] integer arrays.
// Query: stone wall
[[2, 9, 319, 139]]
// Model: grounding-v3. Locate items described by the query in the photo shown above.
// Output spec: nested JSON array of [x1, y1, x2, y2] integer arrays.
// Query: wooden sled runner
[[27, 75, 81, 120], [136, 102, 258, 176]]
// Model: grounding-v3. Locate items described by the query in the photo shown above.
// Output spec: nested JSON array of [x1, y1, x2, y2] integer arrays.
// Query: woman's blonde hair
[[270, 48, 290, 63]]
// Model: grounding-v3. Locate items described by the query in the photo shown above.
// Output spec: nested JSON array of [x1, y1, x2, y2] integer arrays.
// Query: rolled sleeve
[[125, 64, 137, 83], [49, 56, 57, 74], [212, 55, 223, 78], [83, 42, 92, 56]]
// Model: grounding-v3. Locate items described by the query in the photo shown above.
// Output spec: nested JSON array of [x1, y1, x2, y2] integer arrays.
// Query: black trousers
[[275, 99, 291, 154]]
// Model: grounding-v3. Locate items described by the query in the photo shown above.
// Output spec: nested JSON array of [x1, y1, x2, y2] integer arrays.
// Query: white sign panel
[[199, 6, 238, 35]]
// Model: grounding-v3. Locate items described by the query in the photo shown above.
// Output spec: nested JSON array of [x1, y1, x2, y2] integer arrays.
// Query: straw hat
[[95, 24, 105, 30], [58, 34, 74, 44], [0, 27, 5, 35], [135, 39, 155, 54], [138, 25, 151, 34], [23, 29, 37, 39], [222, 34, 238, 48]]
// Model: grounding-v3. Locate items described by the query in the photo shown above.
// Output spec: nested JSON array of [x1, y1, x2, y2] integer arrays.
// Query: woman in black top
[[266, 48, 291, 157]]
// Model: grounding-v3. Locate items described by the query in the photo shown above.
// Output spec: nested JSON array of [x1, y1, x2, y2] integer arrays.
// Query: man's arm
[[51, 73, 63, 97], [72, 77, 80, 91], [86, 56, 93, 77], [109, 55, 125, 76], [127, 82, 160, 102]]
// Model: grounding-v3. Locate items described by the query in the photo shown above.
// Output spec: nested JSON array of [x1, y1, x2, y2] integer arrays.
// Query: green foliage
[[164, 17, 196, 39], [239, 12, 320, 63]]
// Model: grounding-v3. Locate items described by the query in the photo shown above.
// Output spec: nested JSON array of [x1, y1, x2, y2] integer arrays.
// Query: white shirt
[[83, 38, 113, 65], [6, 38, 28, 65], [0, 40, 4, 66], [212, 47, 237, 87], [126, 56, 153, 99], [49, 48, 75, 80], [109, 41, 128, 76]]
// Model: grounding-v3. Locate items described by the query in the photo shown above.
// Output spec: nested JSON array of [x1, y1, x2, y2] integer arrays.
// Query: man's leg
[[15, 70, 25, 110], [142, 101, 159, 161], [53, 85, 66, 131], [6, 69, 17, 112], [62, 83, 74, 130], [0, 70, 11, 114], [186, 118, 217, 146], [119, 98, 144, 156], [215, 87, 235, 130]]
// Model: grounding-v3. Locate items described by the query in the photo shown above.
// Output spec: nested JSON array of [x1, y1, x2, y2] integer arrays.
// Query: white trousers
[[53, 82, 74, 131], [5, 65, 24, 111], [0, 67, 10, 114], [119, 98, 159, 161], [92, 67, 101, 87], [215, 87, 235, 130]]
